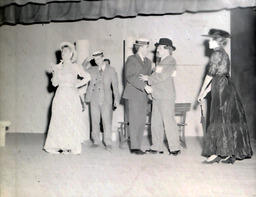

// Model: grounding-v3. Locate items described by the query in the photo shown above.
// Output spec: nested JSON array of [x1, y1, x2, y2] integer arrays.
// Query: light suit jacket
[[148, 55, 176, 100], [85, 65, 120, 105]]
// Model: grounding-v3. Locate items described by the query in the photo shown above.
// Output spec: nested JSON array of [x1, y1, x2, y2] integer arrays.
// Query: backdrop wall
[[0, 10, 230, 136]]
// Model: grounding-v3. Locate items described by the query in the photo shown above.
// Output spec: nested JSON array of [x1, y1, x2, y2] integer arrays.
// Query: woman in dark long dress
[[198, 29, 253, 164]]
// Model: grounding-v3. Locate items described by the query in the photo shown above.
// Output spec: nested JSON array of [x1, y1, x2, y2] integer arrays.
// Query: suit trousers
[[90, 102, 112, 146], [128, 98, 148, 150], [151, 99, 180, 152]]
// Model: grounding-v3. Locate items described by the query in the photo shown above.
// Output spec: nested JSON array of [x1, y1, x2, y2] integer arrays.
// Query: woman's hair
[[213, 36, 228, 47], [61, 45, 77, 63]]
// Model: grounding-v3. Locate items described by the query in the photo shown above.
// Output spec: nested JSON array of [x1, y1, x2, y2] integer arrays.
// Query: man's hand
[[139, 74, 149, 81], [155, 66, 163, 73], [114, 100, 118, 108], [145, 85, 153, 94]]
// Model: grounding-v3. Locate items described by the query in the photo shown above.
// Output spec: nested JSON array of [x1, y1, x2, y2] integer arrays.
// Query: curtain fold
[[0, 0, 81, 7], [0, 0, 255, 25]]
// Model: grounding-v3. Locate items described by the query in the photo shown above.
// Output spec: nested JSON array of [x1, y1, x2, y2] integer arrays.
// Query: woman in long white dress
[[44, 42, 91, 154]]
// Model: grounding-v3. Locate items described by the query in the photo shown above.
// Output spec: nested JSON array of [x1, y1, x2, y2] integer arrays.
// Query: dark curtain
[[0, 0, 255, 25]]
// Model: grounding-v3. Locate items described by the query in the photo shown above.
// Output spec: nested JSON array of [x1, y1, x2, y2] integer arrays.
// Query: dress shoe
[[146, 149, 164, 154], [169, 150, 181, 156], [221, 156, 235, 164], [58, 149, 64, 153], [104, 145, 112, 151], [146, 149, 158, 154], [131, 149, 145, 155], [202, 156, 222, 164]]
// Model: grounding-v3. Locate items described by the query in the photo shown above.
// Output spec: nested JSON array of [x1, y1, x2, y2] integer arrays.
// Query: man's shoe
[[131, 149, 145, 155], [105, 145, 112, 152], [169, 150, 181, 156], [146, 149, 158, 154], [146, 149, 164, 154]]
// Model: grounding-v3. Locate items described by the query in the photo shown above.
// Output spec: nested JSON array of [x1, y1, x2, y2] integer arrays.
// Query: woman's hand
[[139, 74, 149, 81], [197, 92, 204, 103], [145, 85, 153, 94]]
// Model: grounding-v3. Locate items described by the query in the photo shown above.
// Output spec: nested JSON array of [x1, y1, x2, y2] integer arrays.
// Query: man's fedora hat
[[155, 38, 176, 51], [202, 28, 231, 39]]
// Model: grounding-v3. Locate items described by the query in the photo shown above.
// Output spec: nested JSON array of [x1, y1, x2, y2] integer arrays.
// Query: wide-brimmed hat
[[60, 42, 75, 52], [202, 28, 231, 39], [155, 38, 176, 51], [134, 38, 150, 46]]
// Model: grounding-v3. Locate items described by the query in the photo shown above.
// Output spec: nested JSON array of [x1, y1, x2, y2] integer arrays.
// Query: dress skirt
[[44, 86, 89, 154], [202, 75, 253, 159]]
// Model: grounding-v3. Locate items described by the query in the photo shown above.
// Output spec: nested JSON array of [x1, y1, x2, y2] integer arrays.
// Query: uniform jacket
[[148, 55, 176, 100], [85, 65, 119, 104], [122, 54, 152, 100]]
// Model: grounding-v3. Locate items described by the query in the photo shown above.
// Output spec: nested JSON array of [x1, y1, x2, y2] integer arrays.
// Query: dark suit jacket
[[122, 54, 152, 101], [85, 65, 119, 105], [148, 55, 176, 100]]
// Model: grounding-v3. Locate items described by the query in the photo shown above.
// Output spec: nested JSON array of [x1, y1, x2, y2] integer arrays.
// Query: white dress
[[44, 62, 91, 154]]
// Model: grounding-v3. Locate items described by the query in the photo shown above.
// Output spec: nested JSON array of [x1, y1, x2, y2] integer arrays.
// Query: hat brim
[[201, 34, 216, 38], [155, 43, 176, 51], [201, 34, 231, 38]]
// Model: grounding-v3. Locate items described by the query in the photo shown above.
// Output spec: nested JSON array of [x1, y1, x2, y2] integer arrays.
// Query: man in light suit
[[85, 51, 120, 150], [140, 38, 181, 155], [122, 38, 152, 155]]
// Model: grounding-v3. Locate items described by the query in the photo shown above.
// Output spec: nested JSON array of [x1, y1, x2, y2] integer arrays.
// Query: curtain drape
[[0, 0, 255, 25]]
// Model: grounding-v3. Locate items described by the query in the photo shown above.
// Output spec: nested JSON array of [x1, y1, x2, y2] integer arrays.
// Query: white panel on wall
[[0, 10, 230, 136]]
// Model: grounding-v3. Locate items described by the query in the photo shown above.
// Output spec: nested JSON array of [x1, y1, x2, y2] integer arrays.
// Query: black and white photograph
[[0, 0, 255, 196]]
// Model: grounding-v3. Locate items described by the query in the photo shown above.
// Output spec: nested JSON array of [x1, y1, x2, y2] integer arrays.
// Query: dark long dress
[[202, 47, 253, 159]]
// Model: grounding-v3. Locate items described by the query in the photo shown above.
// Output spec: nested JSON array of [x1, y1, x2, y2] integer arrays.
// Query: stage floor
[[0, 133, 255, 197]]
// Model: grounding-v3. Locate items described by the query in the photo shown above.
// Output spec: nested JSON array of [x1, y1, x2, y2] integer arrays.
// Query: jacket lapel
[[135, 54, 145, 67]]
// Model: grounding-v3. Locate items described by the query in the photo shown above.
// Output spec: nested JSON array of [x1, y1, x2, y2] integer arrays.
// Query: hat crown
[[135, 38, 150, 45], [158, 38, 173, 46], [208, 28, 231, 38], [155, 38, 176, 50]]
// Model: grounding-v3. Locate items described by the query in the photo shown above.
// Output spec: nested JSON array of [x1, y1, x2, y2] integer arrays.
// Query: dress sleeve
[[75, 64, 91, 87], [50, 64, 60, 87]]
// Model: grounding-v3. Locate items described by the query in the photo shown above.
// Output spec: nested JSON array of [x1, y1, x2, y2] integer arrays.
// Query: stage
[[0, 133, 255, 197]]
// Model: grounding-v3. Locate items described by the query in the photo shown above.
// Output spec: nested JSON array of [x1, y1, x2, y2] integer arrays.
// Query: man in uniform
[[85, 51, 120, 150], [122, 39, 152, 155]]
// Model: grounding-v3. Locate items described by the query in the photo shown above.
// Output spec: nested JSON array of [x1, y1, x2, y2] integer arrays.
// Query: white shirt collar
[[137, 52, 145, 62], [99, 62, 106, 71]]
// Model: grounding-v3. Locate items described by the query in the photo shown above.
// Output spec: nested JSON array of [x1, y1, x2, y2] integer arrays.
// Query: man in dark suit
[[122, 38, 152, 155], [85, 51, 120, 150], [140, 38, 180, 155]]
